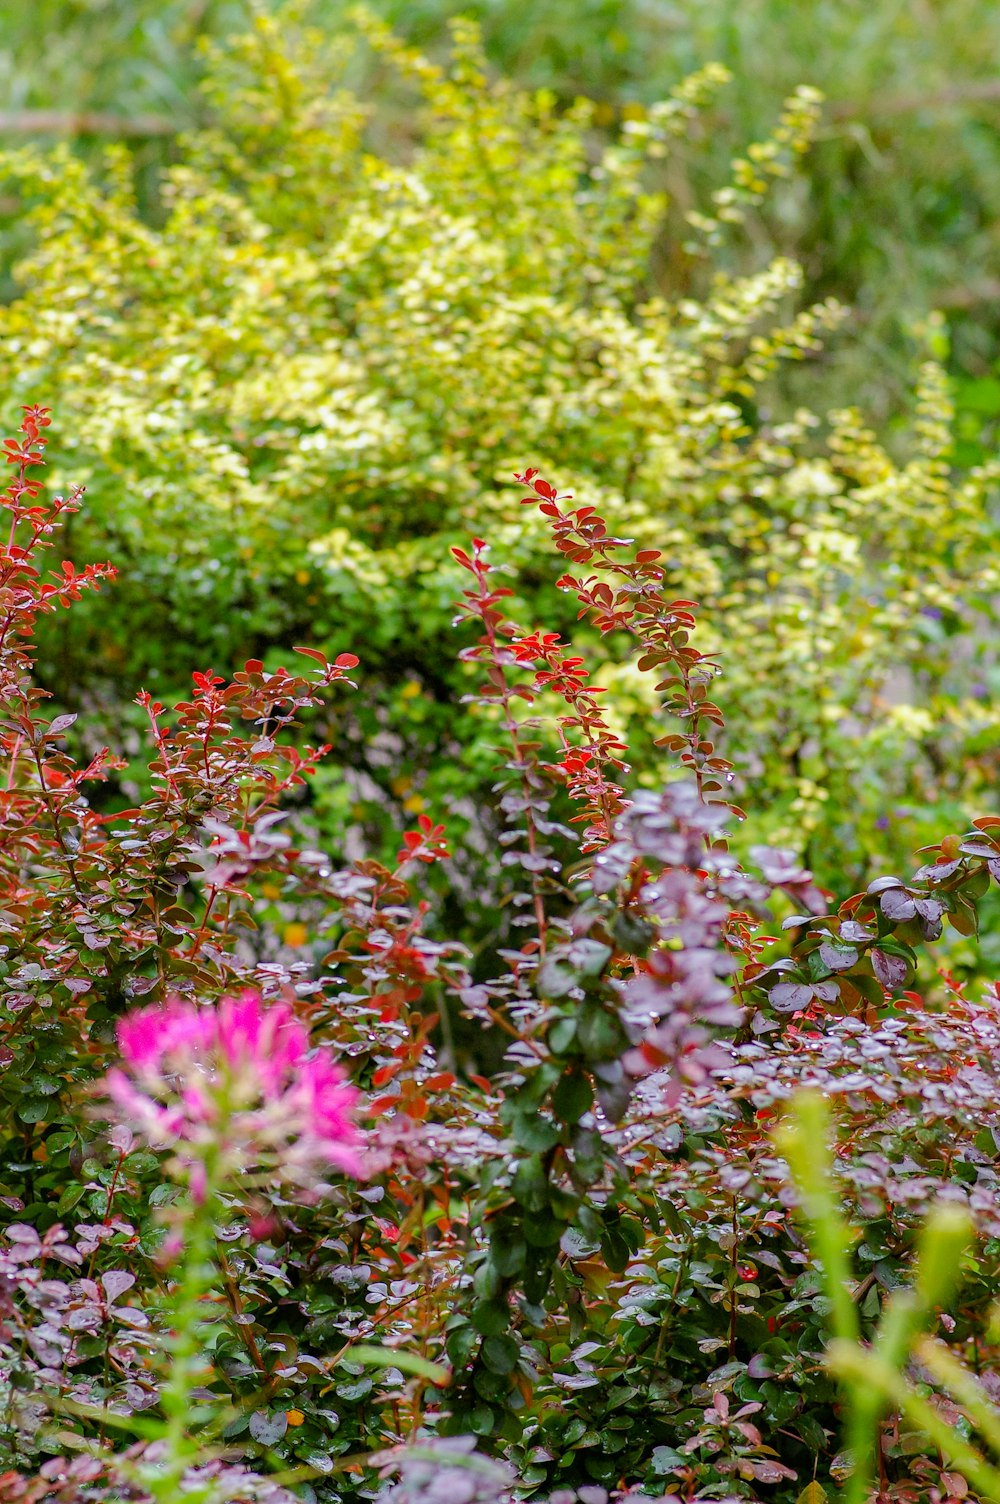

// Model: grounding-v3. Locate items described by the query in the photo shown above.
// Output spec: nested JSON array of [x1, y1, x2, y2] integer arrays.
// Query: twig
[[832, 80, 1000, 121], [0, 110, 178, 138]]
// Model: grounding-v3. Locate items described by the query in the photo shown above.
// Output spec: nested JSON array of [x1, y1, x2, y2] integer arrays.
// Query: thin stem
[[830, 1342, 1000, 1503]]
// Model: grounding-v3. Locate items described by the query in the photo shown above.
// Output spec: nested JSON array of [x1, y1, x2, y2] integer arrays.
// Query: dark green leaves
[[552, 1070, 593, 1124], [512, 1156, 549, 1214]]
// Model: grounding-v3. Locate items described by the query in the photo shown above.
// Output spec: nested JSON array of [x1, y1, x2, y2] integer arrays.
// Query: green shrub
[[7, 0, 1000, 419]]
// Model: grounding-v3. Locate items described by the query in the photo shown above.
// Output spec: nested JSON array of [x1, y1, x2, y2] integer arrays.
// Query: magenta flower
[[103, 992, 363, 1187]]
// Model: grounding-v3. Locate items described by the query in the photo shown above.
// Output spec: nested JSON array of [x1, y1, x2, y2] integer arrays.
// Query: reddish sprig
[[452, 536, 629, 865], [451, 537, 552, 947], [0, 407, 115, 709], [517, 467, 740, 826], [509, 627, 629, 853], [397, 813, 450, 867]]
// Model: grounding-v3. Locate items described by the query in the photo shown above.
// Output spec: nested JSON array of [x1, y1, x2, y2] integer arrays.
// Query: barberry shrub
[[0, 7, 997, 934], [4, 409, 1000, 1504]]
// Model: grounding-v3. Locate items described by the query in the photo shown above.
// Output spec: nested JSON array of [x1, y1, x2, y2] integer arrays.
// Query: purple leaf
[[66, 1304, 102, 1331], [840, 920, 874, 943], [879, 889, 916, 922], [914, 858, 962, 882], [818, 941, 859, 972], [5, 1225, 40, 1245], [769, 982, 814, 1013], [126, 976, 158, 997], [871, 949, 908, 989], [107, 1124, 133, 1154], [249, 1409, 288, 1446], [101, 1270, 136, 1303], [867, 876, 903, 895]]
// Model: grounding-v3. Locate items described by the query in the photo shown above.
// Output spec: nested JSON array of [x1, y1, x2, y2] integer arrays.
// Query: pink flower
[[103, 991, 363, 1185]]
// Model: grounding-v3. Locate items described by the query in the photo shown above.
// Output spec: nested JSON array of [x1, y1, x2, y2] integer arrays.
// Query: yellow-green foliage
[[1, 6, 997, 895]]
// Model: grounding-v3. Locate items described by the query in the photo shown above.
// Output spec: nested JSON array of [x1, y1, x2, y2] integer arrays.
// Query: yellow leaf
[[283, 922, 309, 949], [797, 1482, 828, 1504]]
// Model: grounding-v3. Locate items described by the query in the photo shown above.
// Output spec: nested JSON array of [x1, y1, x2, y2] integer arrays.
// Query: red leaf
[[369, 1094, 399, 1115]]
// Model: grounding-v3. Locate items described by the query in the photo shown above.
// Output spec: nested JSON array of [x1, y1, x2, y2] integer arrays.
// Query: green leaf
[[490, 1226, 527, 1277], [548, 1015, 577, 1054], [560, 1225, 601, 1259], [576, 1002, 625, 1061], [471, 1300, 511, 1337], [601, 1227, 631, 1273], [446, 1324, 478, 1368], [473, 1367, 511, 1402], [17, 1100, 49, 1124], [511, 1113, 560, 1152], [56, 1183, 86, 1215], [149, 1184, 182, 1207], [948, 903, 978, 936], [512, 1155, 549, 1213], [468, 1402, 496, 1436], [523, 1212, 563, 1247], [958, 377, 1000, 414], [960, 866, 991, 901], [568, 1127, 606, 1187], [334, 1377, 373, 1402], [844, 970, 884, 1006], [552, 1069, 594, 1124]]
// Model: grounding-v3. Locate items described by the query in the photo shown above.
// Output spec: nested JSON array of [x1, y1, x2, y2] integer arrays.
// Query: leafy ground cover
[[3, 410, 1000, 1502]]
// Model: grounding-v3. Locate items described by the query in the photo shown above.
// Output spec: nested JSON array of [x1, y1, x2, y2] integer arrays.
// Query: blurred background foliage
[[1, 0, 999, 970], [4, 0, 1000, 427]]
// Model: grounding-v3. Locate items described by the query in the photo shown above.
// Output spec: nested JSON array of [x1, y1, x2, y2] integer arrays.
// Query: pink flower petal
[[104, 991, 364, 1184]]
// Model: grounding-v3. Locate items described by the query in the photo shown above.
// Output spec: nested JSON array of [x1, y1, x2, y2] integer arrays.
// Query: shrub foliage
[[3, 408, 1000, 1504]]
